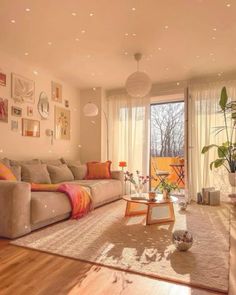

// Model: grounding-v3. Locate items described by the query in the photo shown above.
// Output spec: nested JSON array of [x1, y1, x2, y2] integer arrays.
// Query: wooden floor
[[0, 204, 235, 295]]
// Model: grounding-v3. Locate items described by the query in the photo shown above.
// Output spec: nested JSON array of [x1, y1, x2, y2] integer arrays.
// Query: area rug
[[11, 200, 230, 293]]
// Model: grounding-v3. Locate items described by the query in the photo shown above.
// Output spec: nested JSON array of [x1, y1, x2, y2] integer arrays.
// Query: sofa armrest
[[0, 180, 31, 239], [111, 170, 124, 195]]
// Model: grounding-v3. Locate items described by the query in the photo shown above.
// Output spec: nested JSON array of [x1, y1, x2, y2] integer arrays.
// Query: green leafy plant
[[201, 87, 236, 173], [158, 180, 179, 193]]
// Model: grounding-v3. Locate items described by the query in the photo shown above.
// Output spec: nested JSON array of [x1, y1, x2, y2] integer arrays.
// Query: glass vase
[[133, 183, 144, 197]]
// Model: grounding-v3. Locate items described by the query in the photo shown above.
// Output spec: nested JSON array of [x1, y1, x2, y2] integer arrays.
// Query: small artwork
[[22, 118, 40, 137], [27, 106, 33, 117], [52, 81, 62, 103], [0, 98, 8, 122], [11, 120, 18, 132], [55, 106, 70, 140], [11, 106, 22, 117], [0, 72, 6, 86], [65, 100, 69, 108], [11, 73, 35, 103]]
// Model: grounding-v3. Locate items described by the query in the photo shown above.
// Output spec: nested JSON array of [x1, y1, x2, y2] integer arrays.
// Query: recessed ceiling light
[[131, 7, 136, 11], [25, 8, 30, 12], [164, 25, 169, 29], [158, 47, 162, 51], [176, 82, 180, 86], [226, 3, 231, 7], [124, 51, 128, 55], [210, 52, 214, 56], [93, 87, 96, 91], [75, 38, 79, 41], [33, 70, 38, 75], [11, 19, 16, 24], [166, 67, 169, 71], [89, 12, 94, 17], [124, 33, 129, 37], [212, 36, 216, 40], [81, 30, 86, 34], [48, 41, 52, 46], [87, 54, 91, 58], [132, 33, 137, 37], [91, 73, 95, 76], [72, 12, 77, 16], [213, 28, 217, 31], [196, 55, 200, 58], [24, 52, 29, 56], [217, 72, 222, 76]]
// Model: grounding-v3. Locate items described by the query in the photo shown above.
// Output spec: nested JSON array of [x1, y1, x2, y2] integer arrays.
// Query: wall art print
[[11, 73, 35, 103], [0, 72, 6, 86], [54, 106, 70, 140], [22, 118, 40, 137], [52, 81, 62, 103], [0, 98, 8, 122], [11, 106, 22, 117]]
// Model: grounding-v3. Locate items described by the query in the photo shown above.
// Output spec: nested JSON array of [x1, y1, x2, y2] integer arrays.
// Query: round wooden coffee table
[[122, 193, 178, 225]]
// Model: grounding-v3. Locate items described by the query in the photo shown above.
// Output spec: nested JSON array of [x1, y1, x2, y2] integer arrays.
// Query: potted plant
[[158, 180, 178, 200], [201, 86, 236, 189]]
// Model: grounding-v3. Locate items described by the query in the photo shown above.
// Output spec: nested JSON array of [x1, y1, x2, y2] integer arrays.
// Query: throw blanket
[[31, 183, 92, 219]]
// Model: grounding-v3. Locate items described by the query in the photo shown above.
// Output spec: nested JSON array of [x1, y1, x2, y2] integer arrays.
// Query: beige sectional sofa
[[0, 158, 124, 239]]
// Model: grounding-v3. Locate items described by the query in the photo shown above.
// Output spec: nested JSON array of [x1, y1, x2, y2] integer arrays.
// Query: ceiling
[[0, 0, 236, 89]]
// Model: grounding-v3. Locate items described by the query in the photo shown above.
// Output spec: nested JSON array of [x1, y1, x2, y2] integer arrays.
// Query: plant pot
[[228, 173, 236, 187]]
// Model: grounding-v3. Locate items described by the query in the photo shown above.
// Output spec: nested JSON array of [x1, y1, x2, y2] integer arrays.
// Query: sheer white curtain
[[107, 93, 150, 176], [188, 80, 236, 201]]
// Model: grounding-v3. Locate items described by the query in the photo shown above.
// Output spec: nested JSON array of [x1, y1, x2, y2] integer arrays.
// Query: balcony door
[[150, 100, 185, 192]]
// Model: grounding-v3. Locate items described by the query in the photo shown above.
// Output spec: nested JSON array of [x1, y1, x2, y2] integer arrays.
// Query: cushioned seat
[[71, 179, 122, 207], [31, 191, 71, 225]]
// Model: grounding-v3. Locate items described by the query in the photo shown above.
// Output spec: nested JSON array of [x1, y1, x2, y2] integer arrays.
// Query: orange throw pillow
[[0, 162, 17, 181], [85, 161, 112, 179]]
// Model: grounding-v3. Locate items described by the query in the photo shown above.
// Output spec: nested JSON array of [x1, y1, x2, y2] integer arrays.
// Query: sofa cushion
[[11, 165, 21, 181], [75, 179, 122, 207], [85, 161, 112, 180], [31, 191, 71, 224], [47, 164, 74, 183], [0, 158, 10, 167], [41, 159, 63, 166], [21, 164, 51, 184], [0, 162, 17, 181], [68, 164, 87, 180]]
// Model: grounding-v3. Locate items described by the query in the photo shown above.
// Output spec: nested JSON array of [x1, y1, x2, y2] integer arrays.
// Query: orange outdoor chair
[[152, 159, 170, 191]]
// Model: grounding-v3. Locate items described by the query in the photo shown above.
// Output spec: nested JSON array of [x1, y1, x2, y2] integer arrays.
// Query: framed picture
[[52, 81, 62, 103], [0, 72, 6, 86], [11, 120, 18, 132], [12, 106, 22, 117], [22, 118, 40, 137], [0, 98, 8, 122], [54, 106, 70, 140], [11, 73, 35, 103], [65, 99, 69, 108], [27, 106, 33, 117]]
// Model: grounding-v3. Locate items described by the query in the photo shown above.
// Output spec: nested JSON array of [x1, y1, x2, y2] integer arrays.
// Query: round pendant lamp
[[83, 102, 99, 117], [125, 53, 152, 98]]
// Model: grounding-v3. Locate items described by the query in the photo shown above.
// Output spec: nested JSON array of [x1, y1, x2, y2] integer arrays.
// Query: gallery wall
[[0, 50, 81, 160]]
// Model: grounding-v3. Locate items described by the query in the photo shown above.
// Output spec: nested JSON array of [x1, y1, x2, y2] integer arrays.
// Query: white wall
[[80, 88, 102, 163], [0, 50, 80, 160]]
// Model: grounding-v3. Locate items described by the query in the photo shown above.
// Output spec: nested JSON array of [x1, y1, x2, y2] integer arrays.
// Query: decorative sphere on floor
[[172, 230, 193, 251], [178, 200, 188, 211]]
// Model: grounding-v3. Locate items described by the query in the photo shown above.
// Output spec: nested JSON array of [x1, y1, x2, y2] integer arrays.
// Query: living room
[[0, 1, 236, 295]]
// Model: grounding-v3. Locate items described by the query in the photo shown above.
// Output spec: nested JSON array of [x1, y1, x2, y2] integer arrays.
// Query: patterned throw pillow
[[0, 162, 17, 181], [85, 161, 112, 180]]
